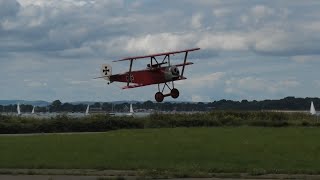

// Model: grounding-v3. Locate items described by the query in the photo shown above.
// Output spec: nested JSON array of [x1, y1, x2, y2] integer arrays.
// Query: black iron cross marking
[[103, 67, 110, 75], [126, 74, 134, 82]]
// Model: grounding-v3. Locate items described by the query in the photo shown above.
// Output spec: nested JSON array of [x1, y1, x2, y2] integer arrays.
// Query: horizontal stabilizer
[[93, 75, 110, 79]]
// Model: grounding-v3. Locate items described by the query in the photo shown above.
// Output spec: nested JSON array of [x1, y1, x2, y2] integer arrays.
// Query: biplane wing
[[122, 84, 148, 89], [174, 62, 194, 67], [113, 47, 200, 87], [122, 77, 187, 89], [99, 47, 200, 102], [113, 47, 200, 62]]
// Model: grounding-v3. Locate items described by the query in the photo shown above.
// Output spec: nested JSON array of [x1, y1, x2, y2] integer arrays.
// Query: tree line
[[0, 96, 319, 113]]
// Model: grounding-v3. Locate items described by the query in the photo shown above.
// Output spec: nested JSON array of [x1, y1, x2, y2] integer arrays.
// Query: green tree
[[50, 100, 62, 112]]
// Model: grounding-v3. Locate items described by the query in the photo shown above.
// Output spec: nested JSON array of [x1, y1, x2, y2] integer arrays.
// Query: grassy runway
[[0, 127, 320, 174]]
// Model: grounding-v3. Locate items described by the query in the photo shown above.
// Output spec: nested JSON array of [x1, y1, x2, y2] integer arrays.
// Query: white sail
[[310, 101, 316, 115], [85, 104, 90, 115], [17, 103, 21, 115], [31, 106, 35, 114], [130, 104, 134, 113], [126, 103, 134, 116]]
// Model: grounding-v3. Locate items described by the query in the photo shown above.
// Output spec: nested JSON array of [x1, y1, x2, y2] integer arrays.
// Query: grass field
[[0, 127, 320, 174]]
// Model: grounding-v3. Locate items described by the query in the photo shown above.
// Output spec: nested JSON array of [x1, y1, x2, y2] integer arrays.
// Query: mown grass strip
[[0, 127, 320, 175]]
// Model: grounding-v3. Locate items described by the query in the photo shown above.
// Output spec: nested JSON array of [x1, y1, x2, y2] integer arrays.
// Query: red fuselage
[[109, 66, 179, 86]]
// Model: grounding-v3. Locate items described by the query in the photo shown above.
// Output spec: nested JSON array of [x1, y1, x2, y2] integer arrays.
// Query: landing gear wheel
[[155, 92, 164, 102], [171, 88, 179, 99]]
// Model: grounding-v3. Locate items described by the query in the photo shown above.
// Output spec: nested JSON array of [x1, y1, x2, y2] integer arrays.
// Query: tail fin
[[99, 64, 112, 80]]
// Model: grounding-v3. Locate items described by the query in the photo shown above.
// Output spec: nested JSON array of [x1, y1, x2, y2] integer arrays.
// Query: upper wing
[[174, 62, 194, 67], [113, 47, 200, 62]]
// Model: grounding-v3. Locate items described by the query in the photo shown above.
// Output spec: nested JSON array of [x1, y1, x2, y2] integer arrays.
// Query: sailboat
[[31, 106, 35, 114], [310, 101, 316, 115], [126, 103, 134, 116], [17, 103, 21, 115], [108, 103, 115, 116], [85, 104, 90, 116]]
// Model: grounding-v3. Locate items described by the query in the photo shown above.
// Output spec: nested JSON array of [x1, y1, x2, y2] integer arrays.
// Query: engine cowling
[[164, 66, 180, 81]]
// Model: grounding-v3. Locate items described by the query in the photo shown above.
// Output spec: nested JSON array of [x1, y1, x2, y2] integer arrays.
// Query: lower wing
[[122, 77, 187, 89]]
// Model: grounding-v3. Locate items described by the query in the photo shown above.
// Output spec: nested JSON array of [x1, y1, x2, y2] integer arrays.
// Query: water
[[0, 111, 207, 119], [0, 112, 151, 119]]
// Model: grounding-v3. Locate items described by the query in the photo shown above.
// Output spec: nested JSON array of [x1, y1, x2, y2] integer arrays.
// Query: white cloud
[[197, 32, 249, 51], [303, 21, 320, 32], [225, 77, 300, 95], [314, 80, 320, 87], [1, 0, 320, 102], [191, 13, 203, 29], [124, 33, 195, 54], [17, 0, 120, 7], [69, 80, 90, 85], [177, 72, 225, 88], [213, 8, 231, 17], [191, 95, 211, 102], [291, 55, 320, 63], [251, 5, 274, 19], [25, 81, 48, 87]]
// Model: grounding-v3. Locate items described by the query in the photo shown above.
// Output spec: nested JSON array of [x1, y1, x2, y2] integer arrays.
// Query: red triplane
[[97, 48, 200, 102]]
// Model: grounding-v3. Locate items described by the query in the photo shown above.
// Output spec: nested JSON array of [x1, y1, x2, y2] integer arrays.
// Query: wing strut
[[127, 59, 133, 86], [181, 51, 188, 77]]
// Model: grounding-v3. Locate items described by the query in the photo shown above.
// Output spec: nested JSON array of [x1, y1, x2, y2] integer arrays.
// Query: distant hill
[[69, 101, 141, 105], [0, 100, 50, 107], [0, 100, 143, 106], [0, 100, 142, 106]]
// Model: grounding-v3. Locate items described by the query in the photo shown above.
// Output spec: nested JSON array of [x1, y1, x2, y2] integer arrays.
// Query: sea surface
[[0, 112, 151, 119]]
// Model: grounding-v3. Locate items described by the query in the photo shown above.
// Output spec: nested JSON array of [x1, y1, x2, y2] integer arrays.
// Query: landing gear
[[154, 82, 179, 102], [155, 92, 164, 102], [171, 88, 179, 99]]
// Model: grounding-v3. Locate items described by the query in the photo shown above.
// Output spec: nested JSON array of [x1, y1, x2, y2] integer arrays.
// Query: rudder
[[100, 64, 112, 80]]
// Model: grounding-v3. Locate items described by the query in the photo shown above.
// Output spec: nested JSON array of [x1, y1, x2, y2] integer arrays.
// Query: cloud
[[25, 81, 48, 87], [177, 72, 225, 88], [68, 80, 90, 85], [2, 0, 320, 58], [291, 55, 320, 63], [1, 0, 320, 102], [191, 13, 204, 29], [0, 0, 20, 19], [213, 8, 232, 17], [191, 95, 211, 102], [124, 33, 198, 55], [197, 32, 249, 51], [225, 77, 300, 96], [251, 5, 274, 19], [314, 80, 320, 87]]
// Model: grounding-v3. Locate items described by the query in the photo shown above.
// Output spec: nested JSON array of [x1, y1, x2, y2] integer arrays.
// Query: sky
[[0, 0, 320, 102]]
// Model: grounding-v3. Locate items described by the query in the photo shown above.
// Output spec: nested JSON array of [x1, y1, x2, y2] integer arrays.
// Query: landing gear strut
[[154, 82, 179, 102]]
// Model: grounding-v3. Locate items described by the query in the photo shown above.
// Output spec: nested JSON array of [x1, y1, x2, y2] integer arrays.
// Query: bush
[[0, 111, 317, 134]]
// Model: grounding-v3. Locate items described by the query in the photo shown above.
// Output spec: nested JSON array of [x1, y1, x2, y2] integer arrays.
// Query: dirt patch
[[1, 169, 320, 179]]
